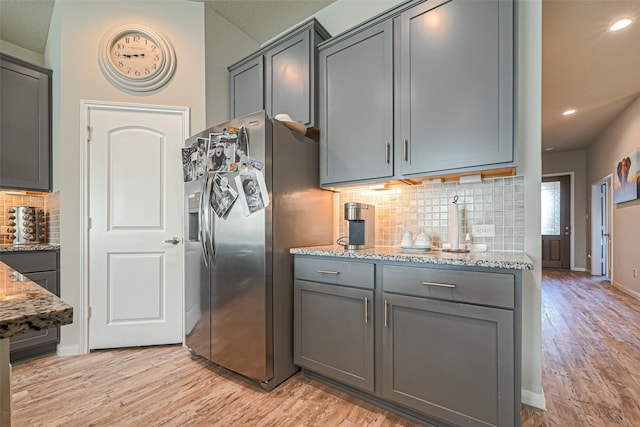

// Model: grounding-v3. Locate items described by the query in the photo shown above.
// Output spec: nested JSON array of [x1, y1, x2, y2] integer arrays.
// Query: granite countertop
[[0, 261, 72, 339], [290, 245, 534, 270], [0, 244, 60, 253]]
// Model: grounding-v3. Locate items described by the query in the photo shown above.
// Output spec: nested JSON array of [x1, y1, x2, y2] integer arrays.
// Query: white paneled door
[[87, 102, 187, 349]]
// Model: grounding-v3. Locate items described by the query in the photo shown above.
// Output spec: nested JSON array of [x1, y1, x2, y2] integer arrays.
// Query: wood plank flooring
[[10, 270, 640, 426]]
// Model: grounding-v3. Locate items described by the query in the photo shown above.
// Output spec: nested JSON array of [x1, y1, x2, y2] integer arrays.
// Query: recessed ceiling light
[[610, 18, 633, 32], [562, 109, 576, 116]]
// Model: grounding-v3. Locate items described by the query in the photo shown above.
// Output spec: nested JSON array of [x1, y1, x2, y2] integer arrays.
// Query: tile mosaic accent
[[46, 191, 60, 245], [335, 176, 525, 251]]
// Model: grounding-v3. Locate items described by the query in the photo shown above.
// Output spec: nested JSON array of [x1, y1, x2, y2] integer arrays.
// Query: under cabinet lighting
[[562, 109, 576, 116], [369, 183, 388, 190], [610, 18, 633, 32]]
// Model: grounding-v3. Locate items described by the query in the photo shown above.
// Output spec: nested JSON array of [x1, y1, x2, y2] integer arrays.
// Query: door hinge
[[87, 125, 93, 142], [88, 217, 92, 230], [88, 306, 92, 319]]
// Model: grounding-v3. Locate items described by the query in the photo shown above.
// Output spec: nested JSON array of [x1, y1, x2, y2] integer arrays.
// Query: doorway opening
[[590, 175, 612, 279]]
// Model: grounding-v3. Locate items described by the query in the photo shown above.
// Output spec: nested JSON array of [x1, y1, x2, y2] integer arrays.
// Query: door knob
[[162, 237, 180, 244]]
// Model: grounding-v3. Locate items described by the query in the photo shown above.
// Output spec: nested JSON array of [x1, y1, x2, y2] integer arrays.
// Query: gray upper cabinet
[[228, 19, 329, 125], [398, 0, 514, 176], [318, 20, 393, 186], [265, 31, 311, 125], [229, 56, 264, 119], [318, 0, 515, 187], [0, 54, 52, 192]]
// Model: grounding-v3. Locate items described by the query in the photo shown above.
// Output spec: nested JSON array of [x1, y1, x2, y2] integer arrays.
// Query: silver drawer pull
[[317, 270, 340, 275], [422, 281, 456, 288]]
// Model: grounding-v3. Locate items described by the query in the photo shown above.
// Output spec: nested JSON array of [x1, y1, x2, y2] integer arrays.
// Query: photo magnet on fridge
[[235, 170, 269, 216], [210, 173, 238, 218]]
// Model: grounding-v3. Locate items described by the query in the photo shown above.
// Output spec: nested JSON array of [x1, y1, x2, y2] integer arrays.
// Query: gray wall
[[587, 95, 640, 297], [543, 149, 588, 271]]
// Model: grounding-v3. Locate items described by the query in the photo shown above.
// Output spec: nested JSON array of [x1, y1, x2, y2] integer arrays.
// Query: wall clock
[[98, 24, 176, 92]]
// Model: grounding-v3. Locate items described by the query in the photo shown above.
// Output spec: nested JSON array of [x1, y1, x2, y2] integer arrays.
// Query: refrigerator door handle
[[203, 173, 216, 262], [199, 174, 209, 266]]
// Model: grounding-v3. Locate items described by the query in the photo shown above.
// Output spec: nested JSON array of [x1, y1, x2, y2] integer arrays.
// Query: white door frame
[[590, 174, 613, 278], [80, 100, 190, 353], [542, 172, 575, 270]]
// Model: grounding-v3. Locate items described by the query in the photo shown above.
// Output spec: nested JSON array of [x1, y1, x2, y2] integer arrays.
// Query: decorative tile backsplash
[[0, 191, 60, 245], [335, 176, 525, 251]]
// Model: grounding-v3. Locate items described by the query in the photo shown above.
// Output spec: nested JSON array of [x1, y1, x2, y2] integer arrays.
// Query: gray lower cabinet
[[293, 257, 375, 392], [0, 251, 60, 362], [382, 294, 514, 426], [293, 255, 521, 427], [228, 18, 329, 126], [294, 280, 374, 392], [0, 54, 52, 192]]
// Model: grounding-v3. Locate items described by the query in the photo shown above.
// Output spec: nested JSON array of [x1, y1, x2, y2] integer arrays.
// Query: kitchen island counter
[[0, 244, 60, 253], [290, 245, 534, 270], [1, 260, 72, 426]]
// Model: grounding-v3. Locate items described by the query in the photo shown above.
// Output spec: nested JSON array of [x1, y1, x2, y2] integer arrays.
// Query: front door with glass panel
[[541, 175, 571, 269]]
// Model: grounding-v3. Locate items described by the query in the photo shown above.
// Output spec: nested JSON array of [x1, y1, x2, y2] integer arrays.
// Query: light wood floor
[[10, 270, 640, 426]]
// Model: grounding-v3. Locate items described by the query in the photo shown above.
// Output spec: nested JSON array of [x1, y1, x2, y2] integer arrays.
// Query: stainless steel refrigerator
[[184, 111, 333, 390]]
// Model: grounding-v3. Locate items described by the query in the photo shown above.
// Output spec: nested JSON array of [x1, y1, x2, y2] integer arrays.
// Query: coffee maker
[[344, 202, 375, 250]]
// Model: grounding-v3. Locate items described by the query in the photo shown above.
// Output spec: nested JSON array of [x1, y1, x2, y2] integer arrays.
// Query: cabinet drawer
[[383, 265, 514, 309], [0, 251, 58, 273], [295, 257, 374, 289]]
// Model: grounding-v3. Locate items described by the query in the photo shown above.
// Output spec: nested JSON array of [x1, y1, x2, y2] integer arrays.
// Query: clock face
[[109, 31, 164, 79], [99, 24, 176, 92]]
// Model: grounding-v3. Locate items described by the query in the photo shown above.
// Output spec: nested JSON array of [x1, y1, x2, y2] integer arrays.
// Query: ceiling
[[1, 0, 639, 153]]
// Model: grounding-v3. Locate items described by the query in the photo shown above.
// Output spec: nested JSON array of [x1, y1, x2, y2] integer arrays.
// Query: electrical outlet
[[472, 224, 495, 238]]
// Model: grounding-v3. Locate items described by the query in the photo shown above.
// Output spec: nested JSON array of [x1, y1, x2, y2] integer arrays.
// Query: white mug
[[400, 231, 413, 247], [414, 232, 430, 248]]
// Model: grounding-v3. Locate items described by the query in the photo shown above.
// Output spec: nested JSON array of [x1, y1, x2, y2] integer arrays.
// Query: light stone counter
[[290, 245, 534, 270], [0, 244, 60, 253], [0, 260, 73, 426]]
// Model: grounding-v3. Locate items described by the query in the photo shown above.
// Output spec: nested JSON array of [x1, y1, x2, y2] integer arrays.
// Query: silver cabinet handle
[[162, 237, 180, 245], [384, 300, 389, 327], [385, 142, 391, 164], [422, 281, 456, 288], [317, 270, 340, 275], [364, 297, 369, 323]]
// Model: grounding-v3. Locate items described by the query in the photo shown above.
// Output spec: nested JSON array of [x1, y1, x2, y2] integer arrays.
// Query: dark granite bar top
[[0, 244, 60, 253], [0, 261, 72, 339], [290, 245, 534, 270]]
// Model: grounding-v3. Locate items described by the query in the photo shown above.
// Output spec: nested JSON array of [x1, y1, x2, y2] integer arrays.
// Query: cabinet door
[[294, 280, 374, 392], [398, 0, 514, 176], [10, 270, 59, 353], [0, 55, 51, 191], [265, 31, 311, 126], [382, 293, 514, 427], [319, 20, 393, 186], [229, 56, 264, 119]]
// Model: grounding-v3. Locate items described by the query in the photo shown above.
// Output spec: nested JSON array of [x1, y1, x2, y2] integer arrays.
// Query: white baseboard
[[573, 267, 587, 272], [611, 280, 640, 301], [521, 389, 546, 410], [56, 344, 85, 357]]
